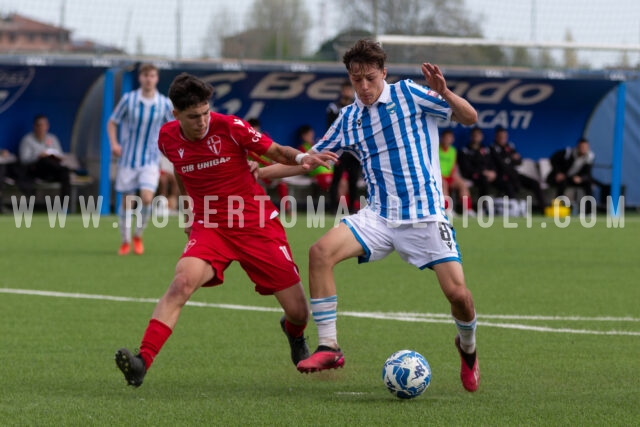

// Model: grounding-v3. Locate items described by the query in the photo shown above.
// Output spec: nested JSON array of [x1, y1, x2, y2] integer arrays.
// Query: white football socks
[[454, 314, 477, 354], [118, 205, 131, 243], [134, 204, 152, 238], [310, 295, 338, 349]]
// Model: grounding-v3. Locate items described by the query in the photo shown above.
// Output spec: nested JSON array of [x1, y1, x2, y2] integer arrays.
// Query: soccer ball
[[382, 350, 431, 399]]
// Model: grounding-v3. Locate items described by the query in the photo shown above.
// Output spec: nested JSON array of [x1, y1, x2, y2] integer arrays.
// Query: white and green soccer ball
[[382, 349, 431, 399]]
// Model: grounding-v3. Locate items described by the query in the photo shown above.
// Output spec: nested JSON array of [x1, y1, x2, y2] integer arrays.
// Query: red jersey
[[159, 112, 276, 227]]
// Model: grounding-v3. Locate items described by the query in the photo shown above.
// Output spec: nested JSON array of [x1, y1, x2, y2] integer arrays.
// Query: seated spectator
[[19, 114, 70, 200], [490, 126, 546, 212], [547, 137, 595, 205], [439, 130, 475, 216], [458, 127, 497, 202], [296, 124, 333, 192]]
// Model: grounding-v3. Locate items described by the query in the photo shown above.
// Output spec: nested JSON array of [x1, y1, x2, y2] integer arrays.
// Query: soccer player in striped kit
[[108, 63, 174, 255], [260, 39, 481, 392]]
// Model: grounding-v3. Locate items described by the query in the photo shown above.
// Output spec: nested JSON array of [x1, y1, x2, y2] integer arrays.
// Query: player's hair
[[168, 73, 214, 111], [247, 117, 261, 129], [138, 63, 158, 75], [33, 114, 48, 124], [343, 39, 387, 74]]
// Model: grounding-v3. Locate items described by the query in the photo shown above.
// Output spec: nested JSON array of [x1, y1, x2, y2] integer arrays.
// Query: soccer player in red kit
[[115, 73, 337, 387]]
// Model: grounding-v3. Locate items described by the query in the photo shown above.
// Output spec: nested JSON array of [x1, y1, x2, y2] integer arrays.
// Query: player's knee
[[288, 304, 310, 325], [167, 273, 197, 303], [309, 241, 335, 269], [140, 193, 154, 205], [444, 284, 472, 307]]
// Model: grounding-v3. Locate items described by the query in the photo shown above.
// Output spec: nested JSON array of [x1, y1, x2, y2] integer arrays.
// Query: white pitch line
[[342, 310, 640, 336], [474, 321, 640, 336], [0, 287, 281, 313], [1, 288, 639, 336], [343, 310, 640, 322]]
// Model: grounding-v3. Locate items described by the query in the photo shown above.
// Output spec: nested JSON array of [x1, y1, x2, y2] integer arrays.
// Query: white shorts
[[342, 208, 461, 270], [115, 165, 160, 194]]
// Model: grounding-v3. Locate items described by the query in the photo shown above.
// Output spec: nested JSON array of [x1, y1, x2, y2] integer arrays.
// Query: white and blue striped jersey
[[110, 89, 174, 169], [314, 80, 452, 223]]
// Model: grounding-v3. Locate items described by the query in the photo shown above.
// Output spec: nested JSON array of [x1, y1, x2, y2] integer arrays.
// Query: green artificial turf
[[1, 212, 638, 426]]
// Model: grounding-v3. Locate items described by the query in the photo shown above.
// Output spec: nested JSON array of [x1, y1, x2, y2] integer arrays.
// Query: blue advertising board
[[155, 68, 621, 160], [0, 64, 107, 154]]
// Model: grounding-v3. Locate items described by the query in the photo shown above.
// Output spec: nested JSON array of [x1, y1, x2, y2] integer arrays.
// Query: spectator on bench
[[547, 137, 595, 206], [458, 127, 497, 203], [19, 114, 70, 202], [490, 126, 546, 212]]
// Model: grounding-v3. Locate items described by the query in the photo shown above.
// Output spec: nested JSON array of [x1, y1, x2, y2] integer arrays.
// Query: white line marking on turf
[[0, 288, 281, 313], [342, 311, 640, 322], [334, 392, 371, 395], [342, 311, 640, 336], [2, 288, 639, 336]]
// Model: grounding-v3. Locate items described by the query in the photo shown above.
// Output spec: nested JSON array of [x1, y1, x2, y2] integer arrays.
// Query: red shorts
[[443, 176, 454, 187], [182, 217, 301, 295]]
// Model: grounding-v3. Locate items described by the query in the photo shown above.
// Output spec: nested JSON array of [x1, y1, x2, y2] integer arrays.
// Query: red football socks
[[284, 318, 306, 338], [139, 318, 173, 369]]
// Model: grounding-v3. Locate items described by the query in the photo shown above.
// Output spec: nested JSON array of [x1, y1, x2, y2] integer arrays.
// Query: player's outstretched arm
[[258, 163, 305, 180], [258, 144, 338, 180], [263, 142, 338, 169], [421, 62, 478, 126]]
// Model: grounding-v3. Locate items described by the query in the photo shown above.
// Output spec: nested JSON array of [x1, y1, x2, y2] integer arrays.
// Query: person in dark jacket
[[458, 127, 497, 201], [490, 126, 546, 211], [547, 137, 595, 200]]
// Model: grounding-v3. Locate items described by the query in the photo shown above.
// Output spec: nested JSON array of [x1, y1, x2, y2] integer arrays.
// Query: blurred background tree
[[329, 0, 506, 66], [218, 0, 310, 60]]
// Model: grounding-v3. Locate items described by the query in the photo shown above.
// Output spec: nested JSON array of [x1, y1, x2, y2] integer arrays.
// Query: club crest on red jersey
[[206, 135, 222, 155], [184, 239, 197, 253]]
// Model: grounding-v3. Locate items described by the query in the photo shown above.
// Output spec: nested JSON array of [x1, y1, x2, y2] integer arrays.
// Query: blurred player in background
[[114, 73, 337, 388], [259, 39, 481, 392], [108, 63, 174, 256]]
